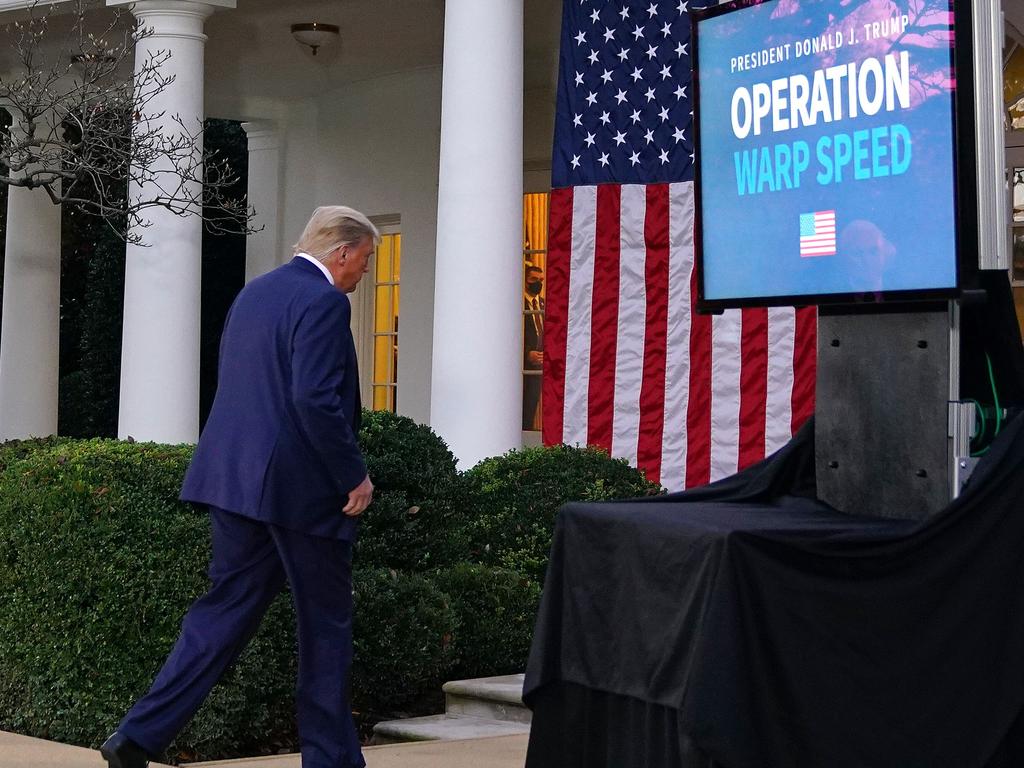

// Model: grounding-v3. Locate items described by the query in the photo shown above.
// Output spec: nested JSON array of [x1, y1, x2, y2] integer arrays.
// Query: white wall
[[278, 68, 442, 427]]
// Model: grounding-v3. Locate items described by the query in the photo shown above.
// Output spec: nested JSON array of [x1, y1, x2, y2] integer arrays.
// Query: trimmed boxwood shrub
[[355, 410, 469, 571], [352, 567, 457, 718], [431, 564, 541, 682], [0, 435, 69, 470], [462, 445, 663, 583], [0, 440, 299, 763]]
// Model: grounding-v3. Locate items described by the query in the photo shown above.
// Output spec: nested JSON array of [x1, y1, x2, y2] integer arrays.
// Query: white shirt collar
[[296, 252, 335, 285]]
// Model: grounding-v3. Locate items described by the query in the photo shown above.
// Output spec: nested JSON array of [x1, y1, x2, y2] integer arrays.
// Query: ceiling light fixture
[[290, 22, 340, 56]]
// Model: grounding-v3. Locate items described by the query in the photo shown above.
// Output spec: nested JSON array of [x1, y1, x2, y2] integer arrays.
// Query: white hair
[[292, 205, 381, 261]]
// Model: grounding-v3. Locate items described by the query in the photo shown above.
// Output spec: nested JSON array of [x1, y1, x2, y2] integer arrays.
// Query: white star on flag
[[615, 89, 628, 104], [629, 150, 641, 165], [598, 151, 610, 166], [631, 66, 644, 82], [647, 2, 659, 17], [659, 148, 670, 164], [632, 24, 645, 39], [575, 30, 586, 45], [613, 130, 627, 145], [646, 44, 658, 59]]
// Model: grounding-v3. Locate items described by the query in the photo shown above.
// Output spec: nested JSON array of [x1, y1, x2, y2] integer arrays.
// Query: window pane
[[376, 236, 392, 282], [1014, 169, 1024, 224], [370, 232, 400, 412], [522, 192, 549, 432], [373, 385, 390, 411], [374, 335, 392, 386], [375, 285, 391, 336], [1013, 228, 1024, 282]]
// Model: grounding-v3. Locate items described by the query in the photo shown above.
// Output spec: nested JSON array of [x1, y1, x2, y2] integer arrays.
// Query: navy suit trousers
[[118, 507, 364, 768]]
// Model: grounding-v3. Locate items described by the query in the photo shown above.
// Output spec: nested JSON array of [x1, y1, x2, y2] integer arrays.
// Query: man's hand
[[344, 474, 374, 517]]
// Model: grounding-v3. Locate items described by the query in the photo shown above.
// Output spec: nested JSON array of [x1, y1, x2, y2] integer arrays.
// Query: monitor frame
[[690, 0, 979, 312]]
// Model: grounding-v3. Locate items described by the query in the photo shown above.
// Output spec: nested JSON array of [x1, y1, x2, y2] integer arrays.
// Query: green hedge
[[355, 410, 468, 571], [0, 418, 653, 761], [463, 444, 663, 583], [352, 568, 456, 718], [431, 564, 541, 682], [0, 440, 299, 762]]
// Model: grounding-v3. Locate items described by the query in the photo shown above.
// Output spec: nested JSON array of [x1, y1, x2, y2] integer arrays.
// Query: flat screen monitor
[[692, 0, 971, 309]]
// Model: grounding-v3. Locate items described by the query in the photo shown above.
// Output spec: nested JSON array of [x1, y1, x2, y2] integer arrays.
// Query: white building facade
[[0, 0, 561, 469]]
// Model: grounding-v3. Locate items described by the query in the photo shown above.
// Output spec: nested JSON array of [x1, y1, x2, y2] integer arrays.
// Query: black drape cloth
[[524, 413, 1024, 768]]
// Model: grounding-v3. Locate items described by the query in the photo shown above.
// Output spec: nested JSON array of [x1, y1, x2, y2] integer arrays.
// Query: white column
[[0, 133, 62, 440], [112, 0, 227, 443], [241, 121, 282, 282], [430, 0, 524, 469]]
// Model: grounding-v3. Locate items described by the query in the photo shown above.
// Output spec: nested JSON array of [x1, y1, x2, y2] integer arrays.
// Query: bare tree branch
[[0, 0, 257, 245]]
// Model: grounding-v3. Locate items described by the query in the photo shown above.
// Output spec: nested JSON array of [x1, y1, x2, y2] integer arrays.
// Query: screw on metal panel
[[959, 460, 968, 468], [917, 340, 928, 349], [916, 469, 928, 478], [830, 339, 840, 347]]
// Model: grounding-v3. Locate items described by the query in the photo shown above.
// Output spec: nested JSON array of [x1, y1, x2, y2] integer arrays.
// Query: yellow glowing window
[[523, 193, 549, 431], [372, 233, 400, 412]]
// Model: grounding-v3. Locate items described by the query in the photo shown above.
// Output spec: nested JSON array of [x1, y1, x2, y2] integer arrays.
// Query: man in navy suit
[[101, 206, 379, 768]]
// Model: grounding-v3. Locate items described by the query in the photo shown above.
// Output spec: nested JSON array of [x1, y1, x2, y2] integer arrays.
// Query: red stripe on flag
[[791, 305, 817, 433], [685, 265, 711, 488], [587, 184, 621, 452], [738, 307, 769, 469], [637, 184, 669, 486], [542, 187, 573, 446]]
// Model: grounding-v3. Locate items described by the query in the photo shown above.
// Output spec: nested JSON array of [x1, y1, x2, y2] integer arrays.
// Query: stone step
[[372, 714, 530, 745], [442, 674, 531, 725]]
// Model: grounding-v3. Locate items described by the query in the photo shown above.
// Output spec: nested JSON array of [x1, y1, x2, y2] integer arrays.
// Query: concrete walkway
[[0, 731, 529, 768]]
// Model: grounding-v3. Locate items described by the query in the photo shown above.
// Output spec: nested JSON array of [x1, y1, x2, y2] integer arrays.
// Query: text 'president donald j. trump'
[[102, 206, 379, 768]]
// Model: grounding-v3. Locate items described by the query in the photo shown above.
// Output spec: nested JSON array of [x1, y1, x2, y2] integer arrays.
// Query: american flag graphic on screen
[[799, 210, 837, 257], [542, 0, 817, 491]]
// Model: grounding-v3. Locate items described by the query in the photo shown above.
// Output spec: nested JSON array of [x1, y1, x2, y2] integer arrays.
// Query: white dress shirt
[[296, 252, 335, 285]]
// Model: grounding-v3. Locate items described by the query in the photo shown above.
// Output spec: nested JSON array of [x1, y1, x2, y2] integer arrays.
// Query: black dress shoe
[[100, 731, 151, 768]]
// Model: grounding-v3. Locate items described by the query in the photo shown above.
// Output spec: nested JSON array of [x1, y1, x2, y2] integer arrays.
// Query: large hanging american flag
[[542, 0, 817, 490]]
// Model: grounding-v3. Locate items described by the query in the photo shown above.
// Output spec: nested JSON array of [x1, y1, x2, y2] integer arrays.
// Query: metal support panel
[[816, 311, 951, 519], [974, 0, 1009, 270]]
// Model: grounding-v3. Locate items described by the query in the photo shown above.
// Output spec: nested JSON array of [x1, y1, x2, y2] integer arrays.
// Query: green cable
[[986, 353, 1002, 438], [967, 398, 987, 456]]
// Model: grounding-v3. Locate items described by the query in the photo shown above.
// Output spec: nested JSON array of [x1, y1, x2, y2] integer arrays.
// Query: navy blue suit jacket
[[181, 257, 366, 541]]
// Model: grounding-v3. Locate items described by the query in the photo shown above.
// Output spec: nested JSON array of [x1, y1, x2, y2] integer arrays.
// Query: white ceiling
[[204, 0, 561, 120]]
